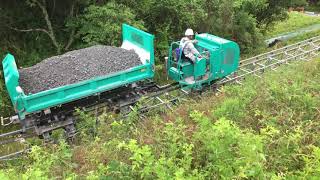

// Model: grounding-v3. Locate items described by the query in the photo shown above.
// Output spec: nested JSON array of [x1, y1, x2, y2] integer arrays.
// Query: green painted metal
[[122, 24, 155, 67], [181, 61, 193, 77], [2, 24, 155, 120], [168, 67, 183, 81], [167, 33, 240, 90], [194, 58, 206, 78], [2, 54, 20, 105]]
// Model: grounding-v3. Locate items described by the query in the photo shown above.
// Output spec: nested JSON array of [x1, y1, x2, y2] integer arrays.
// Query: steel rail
[[0, 127, 35, 138], [218, 36, 320, 86], [240, 36, 320, 65], [0, 134, 35, 145], [0, 148, 32, 161]]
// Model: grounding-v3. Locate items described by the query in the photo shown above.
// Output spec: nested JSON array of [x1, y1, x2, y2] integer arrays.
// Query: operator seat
[[175, 47, 197, 66]]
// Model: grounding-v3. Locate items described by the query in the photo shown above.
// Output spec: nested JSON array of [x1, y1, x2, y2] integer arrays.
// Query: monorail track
[[1, 36, 320, 161], [218, 36, 320, 86], [0, 81, 182, 160]]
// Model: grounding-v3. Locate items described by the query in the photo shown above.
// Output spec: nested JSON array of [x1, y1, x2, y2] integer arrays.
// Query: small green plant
[[299, 146, 320, 178], [191, 111, 265, 179], [76, 109, 99, 140], [0, 141, 73, 179], [118, 116, 203, 179]]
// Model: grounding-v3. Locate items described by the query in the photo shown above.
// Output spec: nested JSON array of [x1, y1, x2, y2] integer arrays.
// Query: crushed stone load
[[19, 45, 142, 94]]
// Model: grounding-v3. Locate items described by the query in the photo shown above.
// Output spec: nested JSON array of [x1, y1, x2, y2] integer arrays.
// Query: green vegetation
[[285, 29, 320, 44], [266, 11, 320, 38], [290, 0, 308, 7], [240, 11, 320, 58], [1, 57, 319, 179], [306, 0, 320, 12], [0, 78, 11, 117], [258, 29, 320, 54]]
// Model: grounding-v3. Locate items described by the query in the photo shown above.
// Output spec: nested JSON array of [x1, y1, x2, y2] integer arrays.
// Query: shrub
[[191, 111, 265, 179]]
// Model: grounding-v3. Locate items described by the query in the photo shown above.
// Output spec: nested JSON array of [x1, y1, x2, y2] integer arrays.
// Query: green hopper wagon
[[2, 24, 154, 138]]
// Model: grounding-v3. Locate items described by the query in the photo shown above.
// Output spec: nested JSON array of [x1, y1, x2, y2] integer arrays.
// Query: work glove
[[196, 54, 203, 60]]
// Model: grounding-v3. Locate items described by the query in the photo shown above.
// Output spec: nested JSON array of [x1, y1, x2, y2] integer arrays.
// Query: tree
[[197, 0, 291, 53], [12, 0, 61, 53], [197, 0, 264, 52], [253, 0, 290, 28], [139, 0, 206, 59], [4, 0, 91, 54], [69, 2, 144, 46], [290, 0, 308, 7]]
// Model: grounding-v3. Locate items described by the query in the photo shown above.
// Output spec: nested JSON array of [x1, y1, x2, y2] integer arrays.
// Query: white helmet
[[185, 28, 194, 36]]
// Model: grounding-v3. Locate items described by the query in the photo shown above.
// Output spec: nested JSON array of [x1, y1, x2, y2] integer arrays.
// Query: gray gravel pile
[[19, 45, 142, 94]]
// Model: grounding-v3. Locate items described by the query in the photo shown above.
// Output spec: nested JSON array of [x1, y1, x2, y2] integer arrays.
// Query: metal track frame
[[218, 36, 320, 86], [0, 81, 180, 160]]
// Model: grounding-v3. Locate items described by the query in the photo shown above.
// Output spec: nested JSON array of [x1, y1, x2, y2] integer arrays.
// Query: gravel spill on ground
[[19, 45, 142, 94]]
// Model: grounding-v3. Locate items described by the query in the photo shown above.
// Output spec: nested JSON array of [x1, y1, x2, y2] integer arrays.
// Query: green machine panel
[[196, 33, 240, 79]]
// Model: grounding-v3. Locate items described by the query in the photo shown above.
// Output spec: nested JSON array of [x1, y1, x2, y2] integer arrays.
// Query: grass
[[239, 12, 320, 59], [286, 28, 320, 44], [255, 28, 320, 56], [266, 11, 320, 38], [0, 56, 319, 179], [0, 75, 13, 118]]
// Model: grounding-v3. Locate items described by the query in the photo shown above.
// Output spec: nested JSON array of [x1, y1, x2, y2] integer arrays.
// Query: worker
[[180, 28, 201, 63]]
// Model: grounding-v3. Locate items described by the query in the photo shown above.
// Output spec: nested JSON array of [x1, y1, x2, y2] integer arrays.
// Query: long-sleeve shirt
[[179, 37, 200, 62]]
